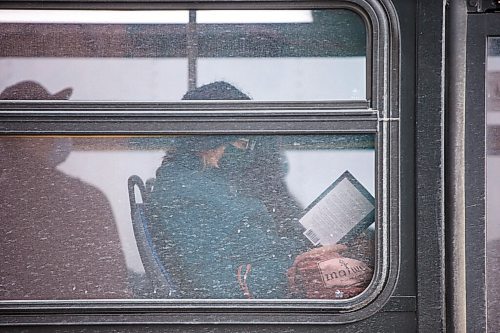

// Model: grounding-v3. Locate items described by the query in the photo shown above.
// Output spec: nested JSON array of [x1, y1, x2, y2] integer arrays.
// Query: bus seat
[[128, 175, 176, 298]]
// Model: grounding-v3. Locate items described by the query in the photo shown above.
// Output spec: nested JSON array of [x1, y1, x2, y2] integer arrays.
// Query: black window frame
[[0, 0, 401, 325]]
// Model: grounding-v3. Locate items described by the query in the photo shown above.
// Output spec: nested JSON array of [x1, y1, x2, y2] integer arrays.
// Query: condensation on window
[[0, 134, 375, 300], [0, 9, 366, 102]]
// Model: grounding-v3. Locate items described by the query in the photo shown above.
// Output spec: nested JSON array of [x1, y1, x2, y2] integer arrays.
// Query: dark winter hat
[[0, 81, 73, 100], [182, 81, 250, 101]]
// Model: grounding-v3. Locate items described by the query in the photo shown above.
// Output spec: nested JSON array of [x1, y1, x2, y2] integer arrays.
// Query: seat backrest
[[128, 175, 176, 298]]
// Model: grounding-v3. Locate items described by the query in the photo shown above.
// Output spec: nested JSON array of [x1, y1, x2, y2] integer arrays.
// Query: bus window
[[0, 0, 400, 325]]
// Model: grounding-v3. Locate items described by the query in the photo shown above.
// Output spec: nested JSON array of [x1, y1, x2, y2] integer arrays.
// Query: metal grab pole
[[187, 9, 198, 92]]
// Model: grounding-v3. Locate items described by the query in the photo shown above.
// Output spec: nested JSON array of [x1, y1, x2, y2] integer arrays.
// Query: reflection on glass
[[0, 134, 375, 300], [0, 9, 366, 102], [487, 37, 500, 331], [0, 138, 130, 299]]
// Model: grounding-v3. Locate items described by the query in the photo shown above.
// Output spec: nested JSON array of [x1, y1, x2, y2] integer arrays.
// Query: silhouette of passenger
[[0, 81, 73, 100], [0, 82, 130, 299]]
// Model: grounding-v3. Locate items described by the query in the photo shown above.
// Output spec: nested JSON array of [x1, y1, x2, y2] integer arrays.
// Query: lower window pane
[[0, 135, 375, 300]]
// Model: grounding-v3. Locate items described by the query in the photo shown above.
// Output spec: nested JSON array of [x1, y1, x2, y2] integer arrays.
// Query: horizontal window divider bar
[[0, 119, 378, 134], [0, 102, 371, 113], [0, 111, 375, 117], [0, 111, 377, 118]]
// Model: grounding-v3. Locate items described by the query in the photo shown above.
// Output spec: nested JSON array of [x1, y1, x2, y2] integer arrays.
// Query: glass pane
[[0, 135, 375, 300], [487, 37, 500, 330], [0, 9, 366, 103]]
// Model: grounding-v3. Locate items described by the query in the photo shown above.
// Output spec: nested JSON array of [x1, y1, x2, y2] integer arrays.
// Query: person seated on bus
[[148, 81, 373, 299]]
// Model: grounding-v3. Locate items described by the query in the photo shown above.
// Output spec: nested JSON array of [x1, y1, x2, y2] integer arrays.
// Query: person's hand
[[287, 244, 373, 299]]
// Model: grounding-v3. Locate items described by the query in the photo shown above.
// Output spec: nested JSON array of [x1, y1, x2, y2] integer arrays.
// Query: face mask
[[219, 139, 299, 212], [219, 143, 257, 176]]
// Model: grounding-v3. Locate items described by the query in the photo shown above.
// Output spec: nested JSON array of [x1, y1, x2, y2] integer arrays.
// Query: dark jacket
[[149, 152, 308, 299]]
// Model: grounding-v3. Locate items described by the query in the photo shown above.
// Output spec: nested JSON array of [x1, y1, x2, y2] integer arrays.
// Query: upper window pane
[[0, 9, 367, 102]]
